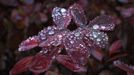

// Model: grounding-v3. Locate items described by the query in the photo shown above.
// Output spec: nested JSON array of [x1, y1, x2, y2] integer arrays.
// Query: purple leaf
[[18, 36, 39, 51], [63, 30, 90, 65], [117, 7, 134, 18], [69, 3, 87, 26], [39, 27, 68, 47], [89, 15, 116, 31], [67, 50, 89, 65], [38, 26, 58, 42], [86, 29, 109, 48], [63, 29, 86, 50], [52, 7, 71, 29]]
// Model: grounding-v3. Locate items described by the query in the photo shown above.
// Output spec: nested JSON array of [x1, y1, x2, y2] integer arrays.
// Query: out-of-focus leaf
[[109, 40, 122, 55], [116, 7, 134, 18], [45, 66, 62, 75], [28, 53, 52, 73], [128, 17, 134, 27], [11, 10, 26, 29], [45, 71, 61, 75], [107, 53, 127, 63], [77, 0, 89, 9], [90, 46, 105, 62], [117, 0, 129, 3], [127, 72, 134, 75], [0, 0, 18, 6], [39, 13, 48, 23], [20, 0, 34, 5], [113, 60, 134, 75], [10, 56, 33, 75], [99, 70, 114, 75], [69, 3, 87, 26]]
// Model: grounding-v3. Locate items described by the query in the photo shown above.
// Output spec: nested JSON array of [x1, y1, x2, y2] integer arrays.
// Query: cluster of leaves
[[0, 0, 134, 75]]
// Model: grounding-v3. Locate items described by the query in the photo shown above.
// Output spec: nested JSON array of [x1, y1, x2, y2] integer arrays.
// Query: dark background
[[0, 0, 134, 75]]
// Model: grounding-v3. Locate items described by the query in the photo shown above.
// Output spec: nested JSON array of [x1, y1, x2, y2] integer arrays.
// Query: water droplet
[[47, 26, 52, 30], [97, 38, 101, 41], [61, 8, 66, 13], [74, 32, 80, 37], [58, 35, 62, 38], [48, 30, 54, 35], [70, 40, 74, 44], [52, 56, 56, 59], [18, 47, 22, 51], [40, 36, 46, 40], [101, 26, 106, 29], [40, 50, 43, 53], [93, 34, 97, 38], [53, 41, 61, 46], [93, 24, 99, 29], [80, 44, 84, 47]]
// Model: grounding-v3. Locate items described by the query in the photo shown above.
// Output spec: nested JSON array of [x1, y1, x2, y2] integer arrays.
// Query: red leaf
[[88, 15, 116, 31], [28, 53, 52, 73], [52, 7, 71, 29], [10, 56, 33, 75], [69, 3, 87, 26], [18, 36, 39, 51], [56, 55, 87, 72], [109, 40, 122, 55], [90, 46, 105, 62]]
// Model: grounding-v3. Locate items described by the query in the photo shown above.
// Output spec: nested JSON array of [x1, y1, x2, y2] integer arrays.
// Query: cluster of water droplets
[[86, 29, 108, 48], [92, 24, 115, 31], [50, 31, 68, 46], [52, 7, 67, 18], [38, 26, 58, 42], [52, 7, 71, 29]]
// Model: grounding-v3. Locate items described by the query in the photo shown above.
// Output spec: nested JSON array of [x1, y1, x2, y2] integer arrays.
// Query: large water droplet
[[93, 24, 99, 29]]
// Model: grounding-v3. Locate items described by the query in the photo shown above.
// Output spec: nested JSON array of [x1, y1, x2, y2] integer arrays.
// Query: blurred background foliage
[[0, 0, 134, 75]]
